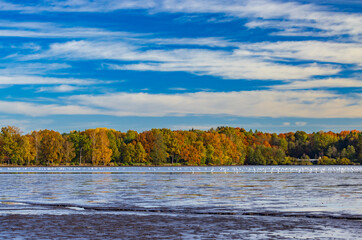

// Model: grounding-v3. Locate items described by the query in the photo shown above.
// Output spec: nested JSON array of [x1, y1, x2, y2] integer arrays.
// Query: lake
[[0, 166, 361, 239]]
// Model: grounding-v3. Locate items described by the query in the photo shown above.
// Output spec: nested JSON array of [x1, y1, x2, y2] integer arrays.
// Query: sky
[[0, 0, 361, 134]]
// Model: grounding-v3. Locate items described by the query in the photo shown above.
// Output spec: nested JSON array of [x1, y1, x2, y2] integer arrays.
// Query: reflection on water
[[0, 166, 361, 217]]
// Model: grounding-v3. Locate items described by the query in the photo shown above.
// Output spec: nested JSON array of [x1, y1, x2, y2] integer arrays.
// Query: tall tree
[[149, 129, 168, 165], [68, 131, 91, 165], [0, 126, 23, 165], [62, 135, 76, 165], [22, 134, 36, 165], [88, 128, 113, 165], [39, 130, 64, 165]]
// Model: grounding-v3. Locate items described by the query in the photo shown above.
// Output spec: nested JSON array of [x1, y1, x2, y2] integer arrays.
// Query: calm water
[[0, 166, 361, 239]]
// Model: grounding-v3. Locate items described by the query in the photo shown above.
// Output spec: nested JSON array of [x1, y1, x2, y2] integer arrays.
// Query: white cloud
[[65, 90, 362, 118], [235, 41, 362, 66], [169, 87, 188, 91], [1, 0, 360, 38], [0, 118, 29, 129], [0, 20, 137, 39], [37, 85, 83, 92], [0, 100, 101, 116], [0, 90, 360, 118], [27, 40, 339, 80], [272, 78, 362, 90], [0, 63, 100, 88], [158, 0, 362, 38], [117, 61, 337, 80], [0, 75, 96, 85], [16, 42, 42, 51], [295, 122, 307, 127], [0, 63, 71, 75], [146, 37, 237, 47]]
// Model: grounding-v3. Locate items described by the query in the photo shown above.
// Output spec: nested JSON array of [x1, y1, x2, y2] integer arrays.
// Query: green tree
[[107, 130, 121, 163], [91, 128, 113, 165], [326, 146, 338, 158], [346, 145, 356, 160], [124, 130, 138, 144], [134, 142, 147, 164], [62, 135, 76, 165], [39, 130, 64, 166], [68, 131, 91, 165], [149, 129, 168, 165], [0, 126, 23, 165], [21, 134, 36, 165]]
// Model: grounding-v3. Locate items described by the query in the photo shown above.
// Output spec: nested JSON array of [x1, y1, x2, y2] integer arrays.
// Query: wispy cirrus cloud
[[115, 61, 336, 81], [0, 0, 360, 39], [23, 40, 340, 80], [65, 90, 362, 118], [0, 89, 360, 120], [235, 41, 362, 66], [0, 63, 71, 75], [11, 39, 360, 82], [0, 100, 101, 116], [36, 85, 84, 93], [145, 37, 237, 47], [0, 90, 360, 118], [0, 20, 137, 39], [169, 87, 188, 91], [0, 75, 96, 85], [271, 78, 362, 90], [0, 62, 103, 87], [295, 121, 307, 127]]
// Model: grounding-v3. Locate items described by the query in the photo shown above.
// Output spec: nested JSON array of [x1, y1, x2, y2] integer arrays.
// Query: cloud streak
[[0, 100, 100, 116], [0, 63, 71, 75], [1, 0, 360, 38], [272, 78, 362, 90], [25, 40, 340, 80], [0, 75, 96, 85], [0, 20, 136, 39], [36, 85, 84, 93], [235, 41, 362, 66], [0, 90, 360, 118], [64, 90, 362, 118]]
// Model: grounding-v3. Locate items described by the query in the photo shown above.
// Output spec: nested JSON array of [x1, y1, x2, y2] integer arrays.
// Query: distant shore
[[1, 126, 361, 167], [0, 162, 360, 167], [0, 163, 359, 167]]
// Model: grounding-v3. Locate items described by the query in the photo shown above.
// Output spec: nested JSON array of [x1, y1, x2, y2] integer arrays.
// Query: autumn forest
[[0, 126, 361, 166]]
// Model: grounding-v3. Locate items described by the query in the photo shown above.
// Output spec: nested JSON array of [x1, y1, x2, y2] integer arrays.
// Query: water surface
[[1, 166, 361, 239]]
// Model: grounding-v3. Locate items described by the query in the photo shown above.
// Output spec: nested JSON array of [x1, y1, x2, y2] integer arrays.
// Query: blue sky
[[0, 0, 361, 133]]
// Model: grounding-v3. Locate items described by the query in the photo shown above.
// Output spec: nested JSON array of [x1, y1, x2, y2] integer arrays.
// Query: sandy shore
[[1, 212, 361, 239]]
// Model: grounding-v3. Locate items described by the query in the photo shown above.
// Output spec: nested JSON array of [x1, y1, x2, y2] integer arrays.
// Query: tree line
[[0, 126, 361, 166]]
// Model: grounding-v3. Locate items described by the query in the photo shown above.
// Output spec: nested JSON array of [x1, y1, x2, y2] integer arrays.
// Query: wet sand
[[1, 213, 361, 239]]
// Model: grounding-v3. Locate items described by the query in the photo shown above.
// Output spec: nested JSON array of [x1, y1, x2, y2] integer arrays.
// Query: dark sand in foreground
[[1, 213, 361, 239]]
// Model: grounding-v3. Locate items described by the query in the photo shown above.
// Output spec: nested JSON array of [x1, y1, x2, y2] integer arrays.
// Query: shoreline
[[0, 163, 359, 167], [1, 165, 361, 174]]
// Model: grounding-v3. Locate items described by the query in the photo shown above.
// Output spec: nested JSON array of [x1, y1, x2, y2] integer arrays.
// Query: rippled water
[[0, 166, 361, 239], [0, 166, 361, 215]]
